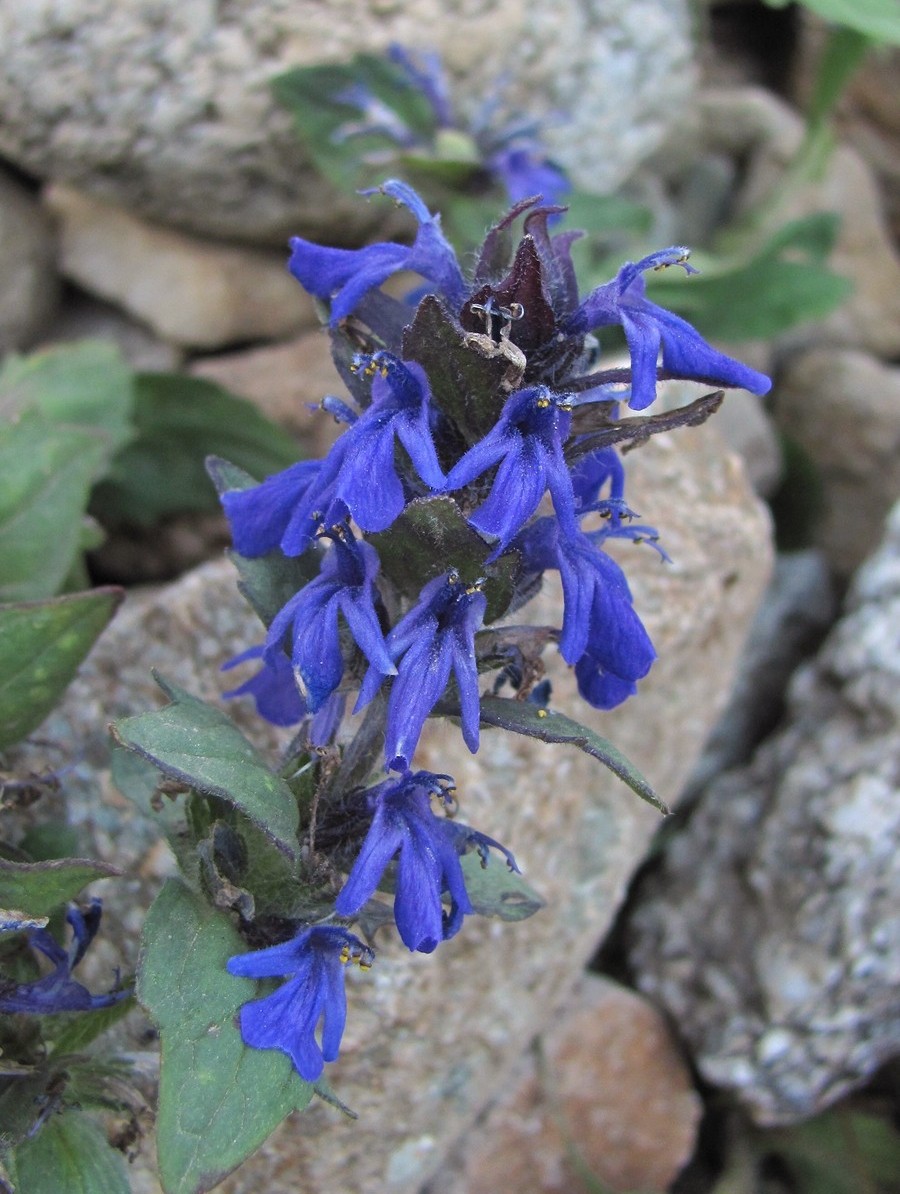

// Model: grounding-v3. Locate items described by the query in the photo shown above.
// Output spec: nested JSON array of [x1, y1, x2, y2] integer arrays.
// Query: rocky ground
[[1, 1, 899, 1191]]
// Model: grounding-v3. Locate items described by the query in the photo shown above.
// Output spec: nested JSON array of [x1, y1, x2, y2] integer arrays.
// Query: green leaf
[[111, 675, 299, 857], [764, 0, 900, 44], [91, 373, 300, 529], [227, 547, 322, 630], [46, 994, 137, 1059], [477, 695, 667, 813], [138, 880, 313, 1194], [645, 214, 852, 341], [0, 857, 120, 919], [13, 1110, 130, 1194], [459, 851, 545, 922], [368, 495, 518, 622], [0, 340, 134, 454], [272, 55, 437, 194], [0, 587, 123, 749], [0, 410, 109, 601]]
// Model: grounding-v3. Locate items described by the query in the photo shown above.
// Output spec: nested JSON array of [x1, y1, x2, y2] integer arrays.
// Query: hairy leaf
[[477, 695, 666, 812], [0, 588, 123, 749], [13, 1110, 130, 1194], [111, 675, 299, 856], [0, 410, 108, 601], [138, 881, 313, 1193]]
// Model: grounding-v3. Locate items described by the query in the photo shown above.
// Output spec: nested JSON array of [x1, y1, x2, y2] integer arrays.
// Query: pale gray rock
[[774, 348, 900, 579], [8, 402, 771, 1190], [683, 549, 837, 801], [626, 501, 900, 1125], [0, 167, 59, 353], [44, 184, 317, 349], [695, 87, 900, 360], [0, 0, 695, 245]]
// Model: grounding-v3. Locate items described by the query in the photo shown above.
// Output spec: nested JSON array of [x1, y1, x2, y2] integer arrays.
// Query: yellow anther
[[537, 708, 548, 719]]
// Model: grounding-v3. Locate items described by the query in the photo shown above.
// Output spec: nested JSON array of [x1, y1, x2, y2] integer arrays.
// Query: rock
[[0, 166, 60, 353], [697, 87, 900, 359], [7, 401, 772, 1190], [774, 348, 900, 578], [625, 501, 900, 1125], [683, 549, 837, 801], [715, 388, 782, 497], [0, 1, 695, 245], [44, 184, 316, 349], [42, 291, 183, 372], [429, 975, 702, 1194], [189, 330, 348, 456]]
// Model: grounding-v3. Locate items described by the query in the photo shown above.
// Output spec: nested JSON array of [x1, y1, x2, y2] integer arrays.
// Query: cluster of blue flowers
[[333, 44, 571, 210], [220, 180, 770, 1083]]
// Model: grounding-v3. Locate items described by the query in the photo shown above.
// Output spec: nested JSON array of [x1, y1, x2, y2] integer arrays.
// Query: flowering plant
[[105, 176, 770, 1189]]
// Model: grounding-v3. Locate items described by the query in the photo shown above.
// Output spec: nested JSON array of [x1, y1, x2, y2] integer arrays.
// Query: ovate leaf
[[91, 373, 300, 529], [13, 1109, 130, 1194], [138, 880, 313, 1194], [0, 857, 120, 919], [460, 852, 545, 922], [0, 340, 134, 453], [477, 695, 667, 813], [111, 675, 299, 856], [0, 588, 123, 749], [0, 410, 108, 601]]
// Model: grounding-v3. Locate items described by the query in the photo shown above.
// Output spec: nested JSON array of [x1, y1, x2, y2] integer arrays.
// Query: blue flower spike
[[569, 246, 772, 411], [227, 925, 373, 1083], [0, 901, 126, 1015], [335, 771, 519, 953]]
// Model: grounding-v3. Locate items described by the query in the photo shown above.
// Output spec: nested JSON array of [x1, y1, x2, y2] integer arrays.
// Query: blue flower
[[221, 645, 347, 746], [222, 645, 308, 727], [0, 902, 126, 1015], [334, 771, 518, 953], [486, 144, 570, 210], [264, 528, 395, 713], [227, 925, 373, 1083], [568, 247, 773, 411], [221, 353, 446, 559], [355, 570, 487, 771], [516, 518, 656, 709], [288, 180, 466, 324], [445, 385, 577, 552], [220, 460, 332, 559]]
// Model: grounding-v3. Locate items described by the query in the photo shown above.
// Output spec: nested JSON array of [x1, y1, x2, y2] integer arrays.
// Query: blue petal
[[221, 461, 320, 558], [384, 631, 455, 771], [222, 646, 307, 727]]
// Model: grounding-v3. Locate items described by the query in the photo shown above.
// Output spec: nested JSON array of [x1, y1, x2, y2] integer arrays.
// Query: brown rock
[[43, 184, 317, 349], [189, 331, 348, 457], [430, 976, 702, 1194], [774, 347, 900, 578]]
